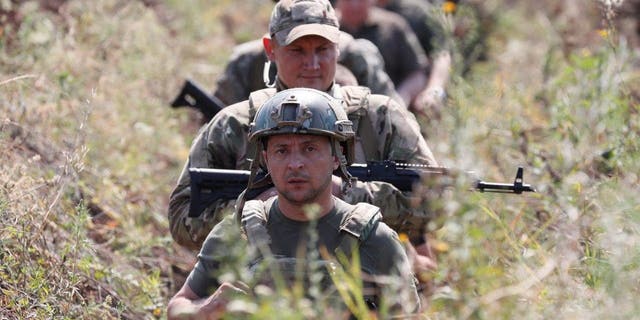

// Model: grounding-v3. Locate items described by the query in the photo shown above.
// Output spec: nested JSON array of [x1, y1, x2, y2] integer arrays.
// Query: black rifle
[[170, 79, 226, 121], [188, 160, 536, 217]]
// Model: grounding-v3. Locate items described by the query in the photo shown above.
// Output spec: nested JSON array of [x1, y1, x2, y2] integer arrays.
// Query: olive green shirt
[[186, 197, 420, 312]]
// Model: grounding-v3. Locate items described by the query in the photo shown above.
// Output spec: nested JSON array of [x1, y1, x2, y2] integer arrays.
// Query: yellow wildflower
[[597, 28, 609, 39], [442, 1, 457, 14]]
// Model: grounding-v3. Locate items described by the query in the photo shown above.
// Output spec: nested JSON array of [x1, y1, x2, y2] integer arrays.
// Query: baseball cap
[[269, 0, 340, 46]]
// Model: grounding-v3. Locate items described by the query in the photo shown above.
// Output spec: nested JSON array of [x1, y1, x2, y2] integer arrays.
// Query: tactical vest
[[240, 199, 383, 310], [240, 198, 382, 265], [248, 86, 380, 160]]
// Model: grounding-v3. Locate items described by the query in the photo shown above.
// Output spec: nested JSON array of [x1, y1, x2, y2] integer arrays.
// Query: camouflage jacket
[[169, 82, 437, 250], [213, 32, 403, 108]]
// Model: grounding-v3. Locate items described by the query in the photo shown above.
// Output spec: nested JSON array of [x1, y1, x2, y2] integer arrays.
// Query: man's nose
[[286, 151, 305, 169], [304, 53, 320, 69]]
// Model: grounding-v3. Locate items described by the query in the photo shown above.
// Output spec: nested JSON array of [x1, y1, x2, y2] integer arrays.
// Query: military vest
[[240, 199, 383, 309]]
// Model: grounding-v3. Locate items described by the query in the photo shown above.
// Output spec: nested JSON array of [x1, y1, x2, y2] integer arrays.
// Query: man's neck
[[277, 195, 335, 222]]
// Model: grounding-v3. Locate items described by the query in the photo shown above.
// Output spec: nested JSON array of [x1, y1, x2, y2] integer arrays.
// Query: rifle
[[170, 79, 226, 121], [188, 160, 536, 218]]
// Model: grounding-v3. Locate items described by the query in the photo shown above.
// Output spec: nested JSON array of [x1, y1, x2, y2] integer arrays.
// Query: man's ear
[[333, 155, 340, 171], [263, 36, 276, 61]]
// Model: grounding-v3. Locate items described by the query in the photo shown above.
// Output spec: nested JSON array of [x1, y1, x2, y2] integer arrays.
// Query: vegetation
[[1, 0, 638, 319]]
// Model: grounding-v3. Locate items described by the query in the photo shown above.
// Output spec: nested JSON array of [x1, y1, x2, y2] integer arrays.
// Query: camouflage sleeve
[[338, 37, 404, 105], [186, 212, 246, 297], [168, 102, 253, 249], [343, 95, 438, 239], [369, 94, 437, 165]]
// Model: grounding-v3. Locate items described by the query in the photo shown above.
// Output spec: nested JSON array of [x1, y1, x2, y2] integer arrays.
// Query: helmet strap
[[333, 140, 354, 189], [263, 61, 277, 88], [236, 142, 268, 223]]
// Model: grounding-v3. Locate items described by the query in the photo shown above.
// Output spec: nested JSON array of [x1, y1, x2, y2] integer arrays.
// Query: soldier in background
[[375, 0, 451, 116], [334, 0, 444, 116]]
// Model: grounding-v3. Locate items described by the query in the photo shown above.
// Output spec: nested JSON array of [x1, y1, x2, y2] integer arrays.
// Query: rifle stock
[[170, 79, 226, 121], [188, 160, 536, 218]]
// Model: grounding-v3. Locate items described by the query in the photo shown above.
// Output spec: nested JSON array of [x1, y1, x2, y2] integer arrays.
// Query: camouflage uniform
[[213, 32, 403, 108], [168, 81, 438, 250], [339, 6, 430, 87]]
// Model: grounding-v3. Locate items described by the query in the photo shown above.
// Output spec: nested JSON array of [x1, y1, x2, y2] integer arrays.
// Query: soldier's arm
[[359, 221, 421, 314], [339, 37, 404, 106], [213, 40, 264, 106], [392, 16, 431, 106], [168, 104, 252, 249], [168, 214, 249, 319]]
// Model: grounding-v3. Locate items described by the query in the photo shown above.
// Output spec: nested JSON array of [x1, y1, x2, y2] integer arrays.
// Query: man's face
[[263, 134, 339, 206], [267, 35, 339, 91]]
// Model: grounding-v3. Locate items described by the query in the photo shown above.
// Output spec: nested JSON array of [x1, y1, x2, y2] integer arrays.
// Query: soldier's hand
[[413, 86, 446, 119], [405, 241, 437, 282], [195, 282, 249, 320]]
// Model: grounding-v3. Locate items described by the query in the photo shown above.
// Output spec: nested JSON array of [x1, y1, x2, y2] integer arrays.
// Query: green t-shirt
[[185, 197, 419, 311]]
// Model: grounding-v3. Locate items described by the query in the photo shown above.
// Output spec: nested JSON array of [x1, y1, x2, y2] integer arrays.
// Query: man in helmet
[[167, 88, 420, 318], [169, 0, 439, 279]]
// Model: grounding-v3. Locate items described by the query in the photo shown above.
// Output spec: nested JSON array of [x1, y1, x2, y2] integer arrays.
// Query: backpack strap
[[246, 88, 277, 162], [240, 198, 276, 248], [340, 86, 380, 160], [335, 202, 382, 260]]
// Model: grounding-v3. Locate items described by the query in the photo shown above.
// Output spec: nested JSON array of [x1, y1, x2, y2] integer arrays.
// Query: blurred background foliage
[[1, 0, 638, 318]]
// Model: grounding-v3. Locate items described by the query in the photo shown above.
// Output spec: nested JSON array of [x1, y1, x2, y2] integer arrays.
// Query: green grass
[[1, 0, 639, 319]]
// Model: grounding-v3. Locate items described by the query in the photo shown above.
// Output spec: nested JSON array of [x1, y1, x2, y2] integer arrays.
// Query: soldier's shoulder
[[209, 99, 252, 125], [228, 39, 264, 60], [340, 86, 405, 115]]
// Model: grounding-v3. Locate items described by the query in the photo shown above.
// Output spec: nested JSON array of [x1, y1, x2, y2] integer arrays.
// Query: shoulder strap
[[340, 86, 380, 160], [339, 85, 370, 114], [335, 202, 382, 260], [240, 198, 276, 247], [248, 88, 277, 118]]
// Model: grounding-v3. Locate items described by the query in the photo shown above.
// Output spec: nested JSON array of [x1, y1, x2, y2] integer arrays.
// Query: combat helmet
[[248, 88, 355, 181]]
